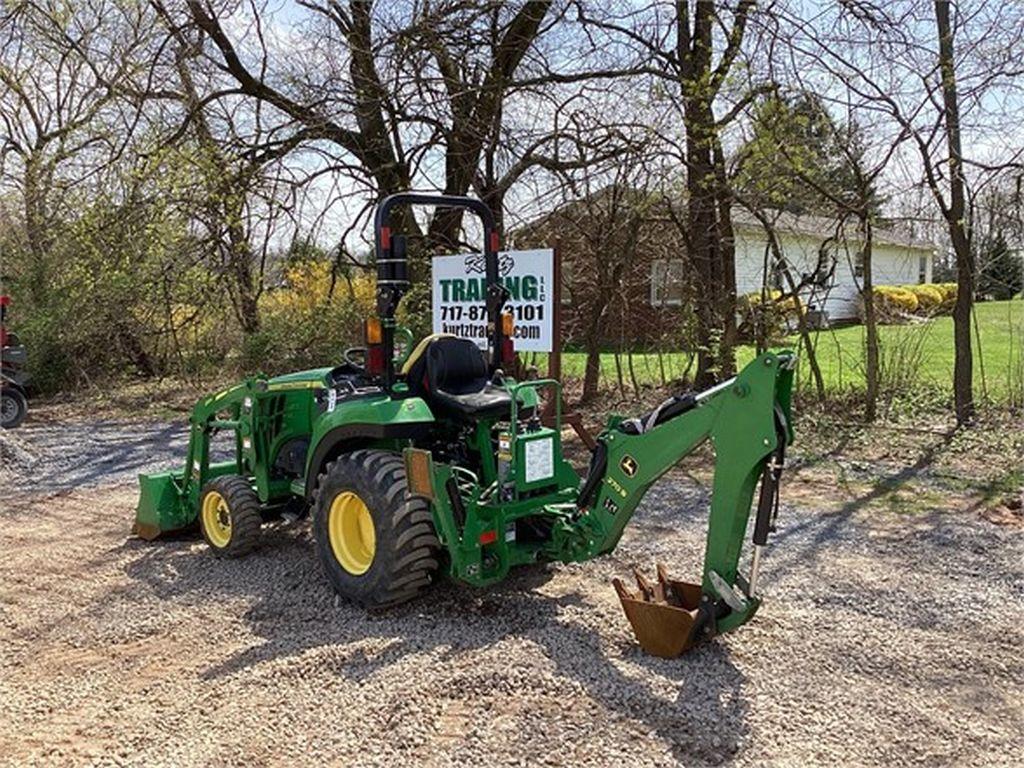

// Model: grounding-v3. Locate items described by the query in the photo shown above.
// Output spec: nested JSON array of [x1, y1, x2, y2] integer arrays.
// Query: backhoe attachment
[[577, 351, 796, 657]]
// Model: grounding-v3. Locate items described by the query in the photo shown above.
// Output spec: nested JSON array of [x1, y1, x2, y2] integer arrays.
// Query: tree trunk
[[22, 156, 52, 307], [684, 111, 722, 388], [582, 329, 602, 403], [579, 291, 607, 403], [713, 138, 738, 377], [935, 0, 974, 424], [681, 4, 733, 388], [613, 348, 626, 400], [950, 226, 975, 422], [225, 196, 260, 335], [115, 322, 157, 378], [348, 1, 414, 200]]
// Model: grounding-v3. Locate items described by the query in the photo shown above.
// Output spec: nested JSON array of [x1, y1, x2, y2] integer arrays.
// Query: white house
[[652, 210, 937, 323]]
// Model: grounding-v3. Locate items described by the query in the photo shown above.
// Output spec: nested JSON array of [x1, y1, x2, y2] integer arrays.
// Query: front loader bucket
[[613, 564, 705, 658], [133, 471, 191, 540]]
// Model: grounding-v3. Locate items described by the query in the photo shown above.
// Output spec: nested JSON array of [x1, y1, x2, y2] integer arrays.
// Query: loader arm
[[565, 351, 795, 649], [135, 374, 325, 539]]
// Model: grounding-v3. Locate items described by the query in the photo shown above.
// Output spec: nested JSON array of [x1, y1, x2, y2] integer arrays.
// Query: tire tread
[[313, 449, 440, 608], [200, 475, 262, 557]]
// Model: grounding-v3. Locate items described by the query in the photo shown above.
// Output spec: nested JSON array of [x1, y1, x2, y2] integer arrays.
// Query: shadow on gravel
[[7, 419, 238, 495], [768, 429, 957, 577], [12, 421, 187, 493], [69, 424, 183, 487], [124, 525, 749, 765]]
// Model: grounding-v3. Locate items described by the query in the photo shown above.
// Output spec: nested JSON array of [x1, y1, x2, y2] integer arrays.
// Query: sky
[[212, 1, 1024, 259]]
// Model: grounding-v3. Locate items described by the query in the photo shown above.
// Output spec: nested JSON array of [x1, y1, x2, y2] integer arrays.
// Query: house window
[[650, 260, 686, 306], [918, 256, 928, 283], [853, 251, 864, 279]]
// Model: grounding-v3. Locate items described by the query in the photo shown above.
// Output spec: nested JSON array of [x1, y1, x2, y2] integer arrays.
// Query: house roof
[[510, 184, 940, 252], [730, 208, 938, 251]]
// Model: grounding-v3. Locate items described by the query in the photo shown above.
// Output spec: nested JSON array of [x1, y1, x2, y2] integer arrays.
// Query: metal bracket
[[709, 570, 749, 613]]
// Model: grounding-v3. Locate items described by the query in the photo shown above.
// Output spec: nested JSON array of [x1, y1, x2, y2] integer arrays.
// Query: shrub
[[250, 261, 376, 374], [866, 282, 960, 323], [873, 285, 919, 317], [933, 282, 958, 311], [396, 280, 433, 343], [902, 284, 944, 314]]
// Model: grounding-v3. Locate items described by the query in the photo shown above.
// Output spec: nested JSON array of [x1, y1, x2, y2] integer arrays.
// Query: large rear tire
[[313, 450, 440, 609], [0, 388, 27, 429]]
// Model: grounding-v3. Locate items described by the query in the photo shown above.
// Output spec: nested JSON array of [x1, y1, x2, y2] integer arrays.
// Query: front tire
[[313, 450, 440, 609], [0, 388, 27, 429], [199, 476, 262, 557]]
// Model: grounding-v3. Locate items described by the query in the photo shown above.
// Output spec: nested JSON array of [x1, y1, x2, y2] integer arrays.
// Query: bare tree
[[163, 32, 304, 335], [933, 0, 973, 422], [0, 1, 149, 306], [575, 2, 768, 387], [775, 0, 1024, 424], [169, 1, 577, 248], [749, 103, 907, 419]]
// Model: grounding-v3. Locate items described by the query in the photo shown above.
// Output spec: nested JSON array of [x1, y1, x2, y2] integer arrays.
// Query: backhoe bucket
[[613, 564, 704, 658], [134, 470, 191, 540]]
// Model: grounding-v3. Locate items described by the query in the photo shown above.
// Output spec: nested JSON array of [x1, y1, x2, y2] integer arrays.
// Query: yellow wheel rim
[[202, 490, 232, 548], [328, 491, 376, 575]]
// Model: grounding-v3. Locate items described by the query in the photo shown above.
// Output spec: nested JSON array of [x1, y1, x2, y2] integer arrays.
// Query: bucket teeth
[[632, 567, 657, 601], [613, 563, 704, 658]]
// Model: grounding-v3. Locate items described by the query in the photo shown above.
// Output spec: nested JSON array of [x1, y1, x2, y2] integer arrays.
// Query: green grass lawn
[[533, 299, 1023, 403]]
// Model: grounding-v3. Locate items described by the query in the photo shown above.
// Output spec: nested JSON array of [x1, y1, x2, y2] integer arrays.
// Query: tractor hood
[[265, 367, 333, 389]]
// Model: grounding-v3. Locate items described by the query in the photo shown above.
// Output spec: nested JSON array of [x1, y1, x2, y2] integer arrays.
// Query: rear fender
[[0, 378, 26, 396], [303, 396, 435, 497]]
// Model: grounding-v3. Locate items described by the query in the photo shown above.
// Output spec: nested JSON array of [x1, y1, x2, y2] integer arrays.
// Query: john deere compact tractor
[[136, 193, 795, 657]]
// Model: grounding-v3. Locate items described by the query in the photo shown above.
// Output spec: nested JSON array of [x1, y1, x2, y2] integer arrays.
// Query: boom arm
[[566, 351, 795, 633]]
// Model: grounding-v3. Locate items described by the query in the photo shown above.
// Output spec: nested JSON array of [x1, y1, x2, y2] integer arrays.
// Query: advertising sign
[[431, 249, 554, 353]]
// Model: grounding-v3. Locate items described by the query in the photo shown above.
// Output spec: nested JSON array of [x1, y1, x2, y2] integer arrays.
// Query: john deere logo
[[620, 455, 638, 477]]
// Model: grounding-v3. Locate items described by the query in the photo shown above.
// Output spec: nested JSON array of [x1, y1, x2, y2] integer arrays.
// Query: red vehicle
[[1, 295, 29, 428]]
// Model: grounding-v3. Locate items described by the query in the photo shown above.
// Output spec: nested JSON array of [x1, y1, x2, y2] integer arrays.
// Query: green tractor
[[135, 193, 796, 657]]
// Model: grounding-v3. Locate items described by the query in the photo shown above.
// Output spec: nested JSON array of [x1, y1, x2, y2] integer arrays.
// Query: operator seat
[[403, 334, 513, 420]]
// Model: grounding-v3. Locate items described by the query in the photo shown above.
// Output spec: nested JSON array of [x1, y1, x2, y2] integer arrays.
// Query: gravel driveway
[[0, 419, 1021, 766], [0, 420, 192, 494]]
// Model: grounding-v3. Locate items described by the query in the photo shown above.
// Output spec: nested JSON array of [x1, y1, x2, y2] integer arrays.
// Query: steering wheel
[[342, 326, 415, 373], [343, 347, 367, 369]]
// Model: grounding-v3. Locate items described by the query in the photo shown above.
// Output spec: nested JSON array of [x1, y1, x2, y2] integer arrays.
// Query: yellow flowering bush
[[872, 286, 919, 321], [902, 284, 944, 313], [246, 261, 376, 373], [934, 282, 958, 310], [868, 283, 957, 323]]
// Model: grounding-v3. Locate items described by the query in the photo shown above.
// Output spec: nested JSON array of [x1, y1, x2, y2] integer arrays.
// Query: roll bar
[[373, 192, 507, 388]]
